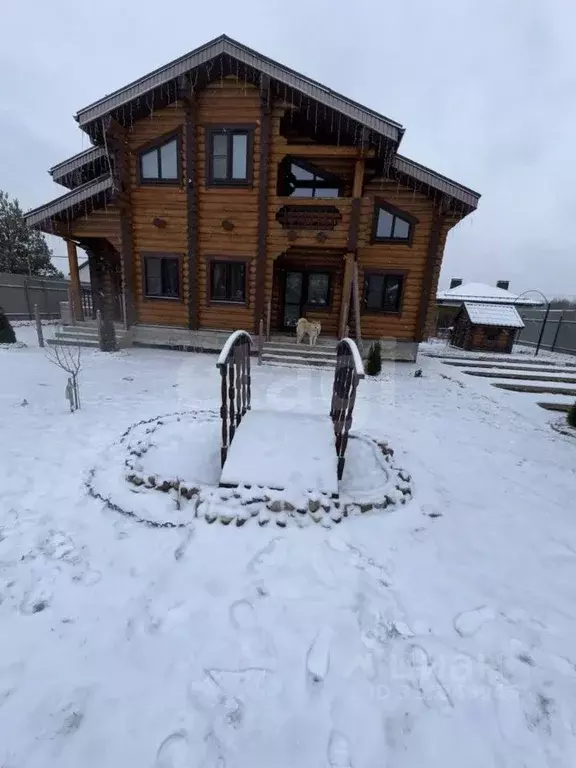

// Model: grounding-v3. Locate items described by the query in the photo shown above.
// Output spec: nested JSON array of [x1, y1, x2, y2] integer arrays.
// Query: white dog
[[296, 317, 321, 346]]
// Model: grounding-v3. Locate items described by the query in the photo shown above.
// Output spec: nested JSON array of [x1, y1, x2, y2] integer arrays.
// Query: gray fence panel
[[0, 272, 71, 320], [518, 309, 576, 356]]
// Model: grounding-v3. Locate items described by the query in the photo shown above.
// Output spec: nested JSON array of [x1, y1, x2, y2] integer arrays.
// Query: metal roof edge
[[393, 154, 480, 208], [74, 35, 403, 142], [25, 176, 113, 227], [49, 146, 107, 179]]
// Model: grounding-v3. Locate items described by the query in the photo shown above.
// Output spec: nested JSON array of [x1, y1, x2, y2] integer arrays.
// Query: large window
[[144, 255, 180, 299], [210, 261, 247, 303], [364, 273, 404, 313], [139, 136, 179, 182], [280, 159, 342, 198], [207, 128, 252, 184], [372, 201, 416, 243]]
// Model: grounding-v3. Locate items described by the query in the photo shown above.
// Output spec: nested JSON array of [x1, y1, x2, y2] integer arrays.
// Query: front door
[[283, 271, 304, 329], [282, 270, 331, 330]]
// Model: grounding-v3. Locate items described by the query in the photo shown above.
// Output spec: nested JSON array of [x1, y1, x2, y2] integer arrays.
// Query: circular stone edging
[[87, 410, 413, 529]]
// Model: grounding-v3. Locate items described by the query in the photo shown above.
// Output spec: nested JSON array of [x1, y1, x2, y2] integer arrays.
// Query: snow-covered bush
[[0, 306, 16, 343], [366, 341, 382, 376]]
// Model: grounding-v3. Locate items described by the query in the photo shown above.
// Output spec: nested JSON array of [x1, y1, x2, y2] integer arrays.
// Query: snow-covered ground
[[1, 326, 576, 767]]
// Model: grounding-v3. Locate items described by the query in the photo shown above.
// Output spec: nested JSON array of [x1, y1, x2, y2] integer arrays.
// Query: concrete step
[[263, 343, 337, 358], [262, 352, 336, 368], [48, 336, 99, 348], [60, 325, 128, 337]]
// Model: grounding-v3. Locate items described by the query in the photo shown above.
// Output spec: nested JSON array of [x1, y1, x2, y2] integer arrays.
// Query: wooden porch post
[[339, 157, 365, 339], [66, 239, 84, 321]]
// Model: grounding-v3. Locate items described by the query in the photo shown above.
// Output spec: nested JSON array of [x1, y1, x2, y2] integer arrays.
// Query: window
[[210, 261, 247, 303], [364, 273, 404, 313], [306, 273, 330, 307], [372, 202, 416, 243], [144, 256, 180, 298], [208, 128, 252, 184], [280, 159, 342, 198], [139, 137, 179, 182]]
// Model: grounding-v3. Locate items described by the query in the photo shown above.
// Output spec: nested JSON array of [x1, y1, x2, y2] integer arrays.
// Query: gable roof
[[463, 302, 525, 329], [75, 35, 404, 143], [438, 282, 541, 305]]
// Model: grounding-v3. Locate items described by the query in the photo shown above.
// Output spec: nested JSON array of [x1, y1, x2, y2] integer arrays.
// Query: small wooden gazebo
[[450, 302, 525, 353]]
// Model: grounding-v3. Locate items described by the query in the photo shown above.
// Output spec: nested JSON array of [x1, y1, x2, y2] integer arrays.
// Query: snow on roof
[[437, 282, 541, 305], [464, 302, 525, 328]]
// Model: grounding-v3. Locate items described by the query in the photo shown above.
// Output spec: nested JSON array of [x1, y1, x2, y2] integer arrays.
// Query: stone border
[[87, 410, 413, 529]]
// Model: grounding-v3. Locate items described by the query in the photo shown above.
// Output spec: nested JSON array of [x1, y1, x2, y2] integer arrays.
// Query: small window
[[208, 129, 251, 184], [373, 202, 415, 242], [210, 261, 247, 303], [280, 159, 342, 198], [144, 256, 180, 298], [364, 273, 404, 313], [306, 273, 330, 307], [139, 137, 179, 182]]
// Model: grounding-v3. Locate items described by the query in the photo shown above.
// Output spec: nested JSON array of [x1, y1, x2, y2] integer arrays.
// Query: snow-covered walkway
[[1, 326, 576, 767]]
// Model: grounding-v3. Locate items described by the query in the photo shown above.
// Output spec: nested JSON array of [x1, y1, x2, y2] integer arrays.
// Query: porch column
[[339, 158, 365, 339], [66, 239, 84, 321]]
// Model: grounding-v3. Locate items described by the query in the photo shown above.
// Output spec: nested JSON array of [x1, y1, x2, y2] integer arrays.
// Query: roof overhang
[[393, 155, 480, 210], [25, 176, 114, 228], [50, 146, 108, 187], [75, 35, 404, 144], [438, 294, 542, 306]]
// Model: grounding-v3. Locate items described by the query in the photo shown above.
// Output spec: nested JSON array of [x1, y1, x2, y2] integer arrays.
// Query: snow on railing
[[340, 337, 365, 378], [217, 330, 252, 467]]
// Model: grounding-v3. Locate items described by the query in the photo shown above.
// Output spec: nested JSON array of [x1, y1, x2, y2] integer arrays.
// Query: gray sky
[[2, 0, 575, 298]]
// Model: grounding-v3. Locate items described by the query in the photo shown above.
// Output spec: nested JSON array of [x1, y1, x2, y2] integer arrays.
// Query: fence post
[[23, 276, 33, 320], [535, 303, 551, 357], [551, 316, 563, 352], [34, 304, 44, 348], [258, 318, 264, 365], [266, 299, 272, 342]]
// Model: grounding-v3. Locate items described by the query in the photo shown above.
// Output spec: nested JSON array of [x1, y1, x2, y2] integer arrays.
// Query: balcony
[[270, 197, 352, 250]]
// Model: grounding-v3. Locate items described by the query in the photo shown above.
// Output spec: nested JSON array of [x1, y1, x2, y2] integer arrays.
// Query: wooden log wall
[[127, 104, 189, 326], [61, 79, 463, 342], [195, 79, 260, 331], [355, 179, 440, 341]]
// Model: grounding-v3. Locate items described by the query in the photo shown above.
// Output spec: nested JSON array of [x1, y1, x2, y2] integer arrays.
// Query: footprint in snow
[[453, 605, 496, 637], [174, 527, 194, 561], [19, 583, 52, 615], [155, 730, 190, 768], [306, 626, 332, 683], [327, 730, 353, 767], [229, 599, 276, 666]]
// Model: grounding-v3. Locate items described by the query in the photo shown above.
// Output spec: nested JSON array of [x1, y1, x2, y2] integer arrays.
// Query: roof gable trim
[[75, 35, 403, 142]]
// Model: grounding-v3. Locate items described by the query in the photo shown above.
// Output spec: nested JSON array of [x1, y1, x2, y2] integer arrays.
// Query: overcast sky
[[2, 0, 574, 298]]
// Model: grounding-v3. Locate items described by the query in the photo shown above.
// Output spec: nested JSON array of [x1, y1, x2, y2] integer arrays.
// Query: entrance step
[[262, 339, 337, 368], [49, 323, 130, 349]]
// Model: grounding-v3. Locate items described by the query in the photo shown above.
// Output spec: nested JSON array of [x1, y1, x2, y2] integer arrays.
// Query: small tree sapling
[[45, 341, 82, 411]]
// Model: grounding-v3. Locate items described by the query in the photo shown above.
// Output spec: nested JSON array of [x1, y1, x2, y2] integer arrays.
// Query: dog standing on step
[[296, 317, 322, 346]]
